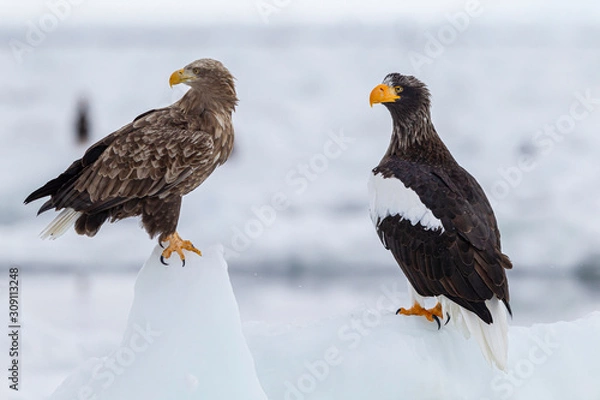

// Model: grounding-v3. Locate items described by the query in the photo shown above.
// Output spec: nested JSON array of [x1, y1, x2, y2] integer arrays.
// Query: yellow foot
[[396, 302, 444, 328], [160, 232, 202, 267]]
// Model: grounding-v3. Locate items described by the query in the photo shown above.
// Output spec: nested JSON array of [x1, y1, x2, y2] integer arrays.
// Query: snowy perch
[[50, 244, 268, 400], [249, 306, 600, 400], [50, 243, 600, 400]]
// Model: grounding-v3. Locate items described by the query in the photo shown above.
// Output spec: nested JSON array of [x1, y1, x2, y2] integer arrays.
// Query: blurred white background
[[1, 0, 600, 397]]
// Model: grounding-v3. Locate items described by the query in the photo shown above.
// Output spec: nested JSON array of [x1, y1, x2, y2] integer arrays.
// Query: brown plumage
[[25, 59, 237, 264], [369, 73, 512, 369]]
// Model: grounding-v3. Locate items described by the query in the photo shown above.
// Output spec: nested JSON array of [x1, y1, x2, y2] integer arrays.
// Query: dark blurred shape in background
[[75, 96, 90, 145]]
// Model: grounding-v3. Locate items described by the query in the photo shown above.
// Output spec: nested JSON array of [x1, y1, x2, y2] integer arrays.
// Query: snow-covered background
[[1, 0, 600, 398]]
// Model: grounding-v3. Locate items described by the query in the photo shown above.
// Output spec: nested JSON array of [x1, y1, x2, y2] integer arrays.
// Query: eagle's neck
[[177, 88, 237, 166], [384, 107, 455, 166], [178, 86, 237, 116]]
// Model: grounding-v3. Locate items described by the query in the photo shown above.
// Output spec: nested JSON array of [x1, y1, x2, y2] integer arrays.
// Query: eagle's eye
[[394, 86, 403, 94], [192, 67, 201, 75]]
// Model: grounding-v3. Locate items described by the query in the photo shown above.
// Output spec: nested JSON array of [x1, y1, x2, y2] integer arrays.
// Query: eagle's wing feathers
[[375, 159, 510, 321], [53, 108, 215, 213]]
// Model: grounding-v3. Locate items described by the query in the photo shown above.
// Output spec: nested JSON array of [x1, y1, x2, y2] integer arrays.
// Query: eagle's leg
[[159, 232, 202, 267], [397, 302, 444, 328]]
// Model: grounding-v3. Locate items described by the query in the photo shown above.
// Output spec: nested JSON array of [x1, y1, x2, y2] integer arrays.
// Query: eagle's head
[[169, 58, 238, 110], [369, 73, 431, 118], [169, 59, 232, 88], [370, 73, 440, 152]]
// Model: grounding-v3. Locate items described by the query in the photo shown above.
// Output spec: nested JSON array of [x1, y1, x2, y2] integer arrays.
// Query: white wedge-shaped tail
[[441, 296, 509, 370], [40, 208, 82, 240]]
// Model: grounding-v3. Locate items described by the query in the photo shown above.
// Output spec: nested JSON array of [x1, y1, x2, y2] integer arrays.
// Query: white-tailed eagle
[[25, 59, 238, 266]]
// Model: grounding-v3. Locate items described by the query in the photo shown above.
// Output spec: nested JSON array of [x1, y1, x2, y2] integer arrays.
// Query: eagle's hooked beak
[[169, 69, 194, 87], [369, 84, 400, 107]]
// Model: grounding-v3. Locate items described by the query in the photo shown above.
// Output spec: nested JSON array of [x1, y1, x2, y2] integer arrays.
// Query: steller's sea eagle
[[368, 73, 512, 370], [25, 59, 238, 266]]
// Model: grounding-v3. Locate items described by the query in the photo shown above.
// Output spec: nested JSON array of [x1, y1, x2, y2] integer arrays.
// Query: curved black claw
[[160, 255, 169, 266], [181, 258, 186, 268], [395, 308, 402, 315], [444, 312, 451, 326], [159, 242, 164, 249], [433, 315, 441, 330]]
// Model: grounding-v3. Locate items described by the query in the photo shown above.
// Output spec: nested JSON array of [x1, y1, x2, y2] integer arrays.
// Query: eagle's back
[[369, 155, 511, 322]]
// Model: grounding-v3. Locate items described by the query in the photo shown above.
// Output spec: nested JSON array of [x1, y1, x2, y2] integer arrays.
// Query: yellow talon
[[397, 301, 443, 322], [160, 232, 202, 266]]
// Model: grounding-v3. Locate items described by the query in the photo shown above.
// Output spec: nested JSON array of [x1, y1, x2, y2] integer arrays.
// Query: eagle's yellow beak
[[169, 68, 194, 87], [369, 84, 400, 107]]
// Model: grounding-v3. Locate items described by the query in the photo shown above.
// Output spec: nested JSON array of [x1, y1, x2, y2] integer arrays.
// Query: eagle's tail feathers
[[40, 208, 82, 240], [442, 296, 508, 371]]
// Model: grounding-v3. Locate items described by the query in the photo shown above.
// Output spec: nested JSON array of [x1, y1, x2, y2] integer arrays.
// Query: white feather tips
[[441, 296, 509, 370], [40, 208, 82, 240], [368, 172, 444, 232]]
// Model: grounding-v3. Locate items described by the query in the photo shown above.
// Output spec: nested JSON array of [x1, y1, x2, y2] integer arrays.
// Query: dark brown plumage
[[25, 59, 237, 264], [369, 73, 512, 369]]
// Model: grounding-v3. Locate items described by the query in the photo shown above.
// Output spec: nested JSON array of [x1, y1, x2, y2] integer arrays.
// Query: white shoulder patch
[[368, 172, 444, 232]]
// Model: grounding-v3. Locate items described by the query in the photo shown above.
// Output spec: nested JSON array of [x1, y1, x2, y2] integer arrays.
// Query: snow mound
[[50, 244, 268, 400], [248, 307, 600, 400], [49, 242, 600, 400]]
